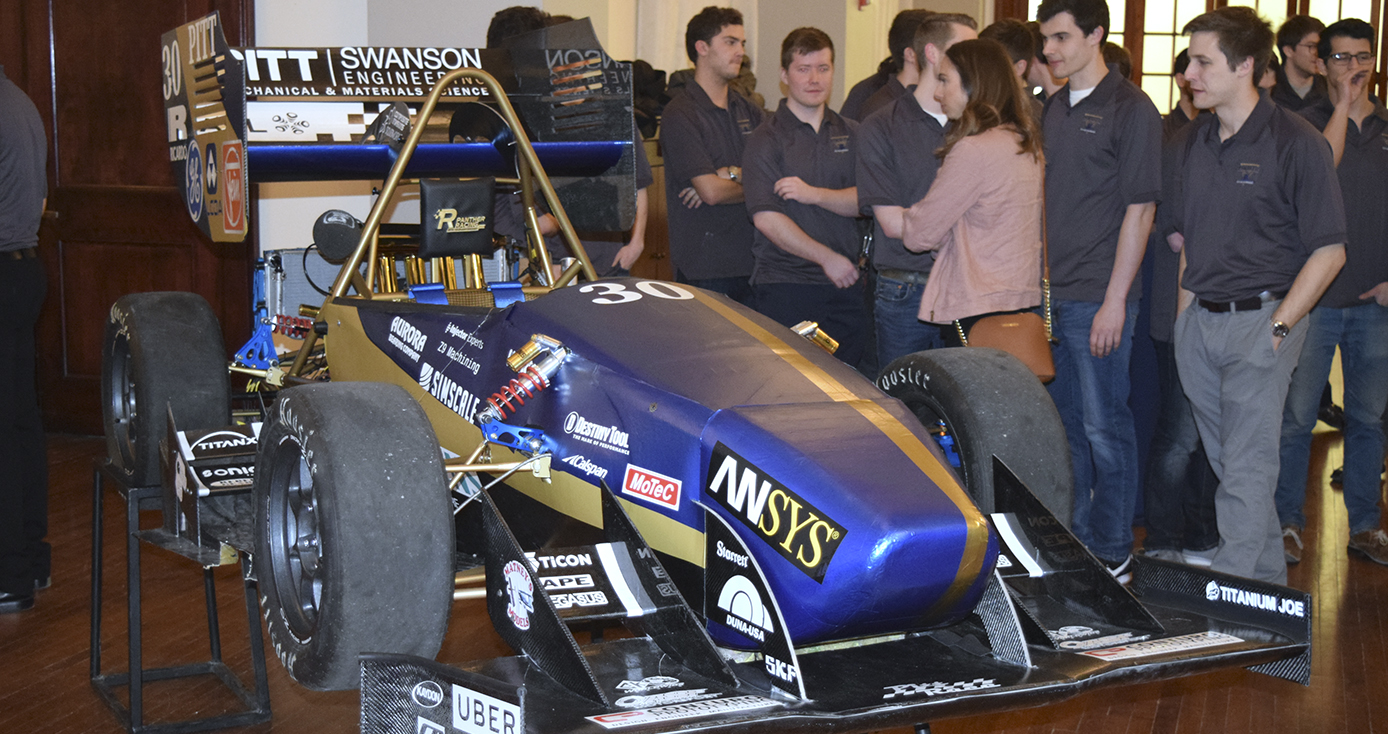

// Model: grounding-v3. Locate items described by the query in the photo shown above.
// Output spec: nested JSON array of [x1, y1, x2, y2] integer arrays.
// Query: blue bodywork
[[344, 278, 998, 648]]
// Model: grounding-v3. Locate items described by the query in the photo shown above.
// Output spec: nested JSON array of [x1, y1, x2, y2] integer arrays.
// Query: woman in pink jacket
[[900, 38, 1044, 346]]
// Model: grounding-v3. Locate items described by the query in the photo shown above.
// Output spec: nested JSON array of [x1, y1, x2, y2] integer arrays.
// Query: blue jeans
[[1276, 303, 1388, 535], [1142, 340, 1219, 552], [874, 275, 943, 369], [1046, 299, 1141, 563]]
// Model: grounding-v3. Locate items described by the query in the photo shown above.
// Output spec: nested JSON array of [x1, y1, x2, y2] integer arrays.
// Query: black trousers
[[0, 255, 48, 595], [753, 280, 869, 368]]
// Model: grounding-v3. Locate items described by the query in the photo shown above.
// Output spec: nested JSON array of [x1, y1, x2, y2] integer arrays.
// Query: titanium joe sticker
[[705, 443, 847, 582]]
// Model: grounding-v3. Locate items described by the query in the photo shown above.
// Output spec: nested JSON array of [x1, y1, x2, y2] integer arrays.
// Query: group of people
[[655, 3, 1387, 586]]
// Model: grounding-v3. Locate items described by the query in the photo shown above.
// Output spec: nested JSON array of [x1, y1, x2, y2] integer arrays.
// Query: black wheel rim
[[268, 436, 322, 637], [108, 334, 138, 470], [902, 395, 975, 497]]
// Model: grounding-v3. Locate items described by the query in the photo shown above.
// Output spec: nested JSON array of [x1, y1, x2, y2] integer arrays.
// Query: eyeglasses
[[1328, 52, 1375, 66]]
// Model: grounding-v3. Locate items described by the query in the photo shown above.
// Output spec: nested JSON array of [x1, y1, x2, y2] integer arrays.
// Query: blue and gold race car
[[101, 14, 1313, 734]]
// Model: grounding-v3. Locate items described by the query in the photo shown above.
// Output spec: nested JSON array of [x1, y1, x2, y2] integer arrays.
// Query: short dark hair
[[1276, 15, 1326, 61], [1173, 48, 1190, 75], [1183, 6, 1274, 82], [781, 27, 835, 69], [1102, 41, 1132, 78], [980, 18, 1036, 71], [889, 10, 935, 69], [686, 6, 744, 63], [1027, 21, 1047, 64], [1317, 17, 1376, 60], [913, 13, 979, 71], [1036, 0, 1110, 43], [486, 6, 549, 49]]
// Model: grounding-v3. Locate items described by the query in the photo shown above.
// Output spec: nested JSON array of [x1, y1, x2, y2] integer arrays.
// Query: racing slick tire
[[102, 292, 230, 487], [877, 347, 1073, 527], [254, 382, 454, 690]]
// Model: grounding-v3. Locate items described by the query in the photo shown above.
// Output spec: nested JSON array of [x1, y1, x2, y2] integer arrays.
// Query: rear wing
[[162, 12, 638, 243]]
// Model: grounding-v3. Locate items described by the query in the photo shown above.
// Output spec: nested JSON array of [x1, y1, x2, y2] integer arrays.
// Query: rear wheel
[[877, 347, 1073, 526], [102, 292, 229, 486], [254, 382, 454, 690]]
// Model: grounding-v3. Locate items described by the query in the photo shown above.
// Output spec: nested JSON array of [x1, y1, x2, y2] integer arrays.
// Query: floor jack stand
[[90, 460, 271, 734]]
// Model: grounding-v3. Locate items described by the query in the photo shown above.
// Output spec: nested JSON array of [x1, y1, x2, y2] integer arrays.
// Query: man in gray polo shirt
[[0, 65, 49, 614], [1167, 7, 1346, 583], [660, 6, 765, 306], [1038, 0, 1161, 580], [1275, 18, 1388, 566], [844, 9, 934, 122], [1270, 15, 1327, 112], [744, 28, 866, 366], [857, 14, 977, 369]]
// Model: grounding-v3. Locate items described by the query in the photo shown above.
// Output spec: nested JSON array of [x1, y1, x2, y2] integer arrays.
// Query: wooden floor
[[0, 430, 1383, 734]]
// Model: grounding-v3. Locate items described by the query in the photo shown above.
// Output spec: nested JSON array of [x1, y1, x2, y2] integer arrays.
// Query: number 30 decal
[[580, 281, 694, 305]]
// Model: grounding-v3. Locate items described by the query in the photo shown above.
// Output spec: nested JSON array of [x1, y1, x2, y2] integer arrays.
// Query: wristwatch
[[727, 166, 742, 183], [1271, 320, 1290, 338]]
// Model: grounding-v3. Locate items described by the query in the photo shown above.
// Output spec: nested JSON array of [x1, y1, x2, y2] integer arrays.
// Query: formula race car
[[101, 14, 1313, 734]]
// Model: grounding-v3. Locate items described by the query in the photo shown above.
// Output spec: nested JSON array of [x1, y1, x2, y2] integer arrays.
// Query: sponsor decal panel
[[561, 454, 608, 481], [883, 678, 1001, 700], [221, 141, 244, 233], [417, 717, 446, 734], [539, 574, 594, 590], [444, 322, 486, 350], [616, 676, 683, 694], [451, 684, 520, 734], [1049, 625, 1099, 642], [615, 689, 719, 709], [715, 575, 773, 643], [549, 591, 608, 609], [389, 316, 428, 362], [563, 411, 630, 456], [1081, 631, 1244, 661], [621, 465, 681, 510], [585, 696, 778, 729], [706, 443, 847, 582], [412, 680, 445, 708], [501, 560, 533, 631], [1204, 580, 1306, 618], [1058, 632, 1149, 651], [525, 552, 592, 570], [417, 362, 481, 422]]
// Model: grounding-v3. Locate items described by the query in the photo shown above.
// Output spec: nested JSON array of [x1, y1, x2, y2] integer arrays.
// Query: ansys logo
[[705, 443, 847, 582]]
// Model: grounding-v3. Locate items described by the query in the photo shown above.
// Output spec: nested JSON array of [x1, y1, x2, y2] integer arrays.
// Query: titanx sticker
[[616, 676, 682, 694], [705, 443, 847, 582]]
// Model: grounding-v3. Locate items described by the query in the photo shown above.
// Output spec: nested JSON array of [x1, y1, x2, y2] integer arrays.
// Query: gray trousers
[[1174, 303, 1308, 584]]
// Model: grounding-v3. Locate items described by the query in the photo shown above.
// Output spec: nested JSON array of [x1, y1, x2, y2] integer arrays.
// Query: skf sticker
[[705, 443, 847, 581]]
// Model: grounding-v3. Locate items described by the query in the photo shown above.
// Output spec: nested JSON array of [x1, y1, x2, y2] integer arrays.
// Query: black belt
[[876, 267, 930, 285], [1198, 290, 1286, 313]]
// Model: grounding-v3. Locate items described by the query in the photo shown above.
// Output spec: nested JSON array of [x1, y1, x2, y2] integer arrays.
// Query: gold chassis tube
[[287, 68, 600, 377]]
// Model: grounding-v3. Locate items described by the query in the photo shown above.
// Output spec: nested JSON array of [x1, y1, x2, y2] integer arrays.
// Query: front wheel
[[878, 348, 1073, 527], [254, 382, 455, 690]]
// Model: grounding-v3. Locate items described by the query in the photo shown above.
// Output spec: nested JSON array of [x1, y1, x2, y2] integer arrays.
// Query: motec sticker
[[705, 443, 847, 582], [621, 465, 681, 511]]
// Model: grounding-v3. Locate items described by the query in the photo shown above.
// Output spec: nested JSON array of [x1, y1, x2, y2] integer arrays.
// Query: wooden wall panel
[[21, 0, 256, 434]]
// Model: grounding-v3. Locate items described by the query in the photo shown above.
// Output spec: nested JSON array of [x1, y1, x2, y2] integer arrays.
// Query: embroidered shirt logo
[[738, 117, 754, 135], [1237, 163, 1260, 185], [831, 135, 850, 153], [1081, 113, 1103, 133]]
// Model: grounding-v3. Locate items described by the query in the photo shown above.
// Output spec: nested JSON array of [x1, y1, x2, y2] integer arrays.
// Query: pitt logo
[[1237, 163, 1260, 185], [737, 117, 754, 135], [433, 209, 487, 233], [831, 135, 850, 153], [705, 443, 847, 582], [1081, 113, 1103, 133]]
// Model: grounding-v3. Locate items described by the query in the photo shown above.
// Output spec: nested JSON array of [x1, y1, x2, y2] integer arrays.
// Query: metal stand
[[90, 460, 271, 734]]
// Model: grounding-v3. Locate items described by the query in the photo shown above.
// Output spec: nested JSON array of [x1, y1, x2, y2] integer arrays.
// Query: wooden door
[[4, 1, 255, 435]]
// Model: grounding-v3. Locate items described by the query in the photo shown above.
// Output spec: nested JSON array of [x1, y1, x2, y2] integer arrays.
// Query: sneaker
[[1104, 554, 1134, 585], [35, 576, 51, 591], [1282, 526, 1303, 564], [1183, 546, 1217, 567], [0, 591, 35, 614], [1318, 403, 1345, 430], [1347, 529, 1388, 565], [1140, 548, 1184, 563]]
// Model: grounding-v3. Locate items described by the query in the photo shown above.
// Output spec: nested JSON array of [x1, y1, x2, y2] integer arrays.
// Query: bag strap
[[1040, 163, 1055, 343]]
